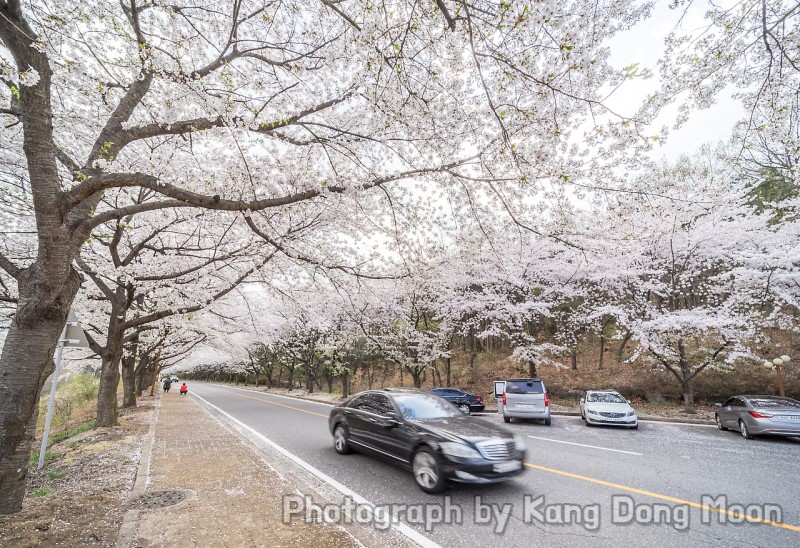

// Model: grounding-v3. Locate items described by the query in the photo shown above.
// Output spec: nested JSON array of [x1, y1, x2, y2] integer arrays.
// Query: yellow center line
[[227, 389, 329, 418], [524, 462, 800, 533], [219, 387, 799, 534]]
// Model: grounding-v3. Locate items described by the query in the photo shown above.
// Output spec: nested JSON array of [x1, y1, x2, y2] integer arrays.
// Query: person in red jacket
[[179, 383, 188, 395]]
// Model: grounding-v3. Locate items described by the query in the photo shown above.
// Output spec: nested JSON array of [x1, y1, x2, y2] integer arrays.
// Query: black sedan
[[329, 389, 526, 493], [430, 387, 486, 413]]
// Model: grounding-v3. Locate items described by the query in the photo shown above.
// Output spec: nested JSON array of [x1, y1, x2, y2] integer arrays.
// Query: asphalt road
[[189, 383, 800, 547]]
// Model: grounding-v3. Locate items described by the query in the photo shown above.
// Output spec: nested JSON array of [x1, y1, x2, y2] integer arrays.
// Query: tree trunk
[[135, 353, 150, 396], [121, 332, 140, 408], [410, 367, 423, 389], [678, 339, 696, 413], [616, 330, 631, 361], [528, 360, 537, 378], [96, 352, 123, 426], [96, 308, 125, 426], [306, 360, 314, 394], [0, 320, 66, 514], [571, 348, 578, 370], [598, 333, 605, 370], [0, 263, 82, 514], [121, 356, 137, 408], [468, 329, 477, 369], [445, 357, 451, 387]]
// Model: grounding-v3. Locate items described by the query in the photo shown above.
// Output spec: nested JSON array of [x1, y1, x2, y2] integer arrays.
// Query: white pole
[[38, 323, 68, 469]]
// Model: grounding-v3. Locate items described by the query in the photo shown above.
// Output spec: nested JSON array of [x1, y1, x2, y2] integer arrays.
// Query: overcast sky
[[606, 0, 745, 161]]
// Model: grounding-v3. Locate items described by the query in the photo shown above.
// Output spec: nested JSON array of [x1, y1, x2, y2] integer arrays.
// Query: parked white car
[[580, 390, 638, 429]]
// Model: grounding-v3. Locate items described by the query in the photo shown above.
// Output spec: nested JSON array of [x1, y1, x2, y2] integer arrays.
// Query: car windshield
[[749, 398, 800, 409], [394, 394, 462, 421], [587, 393, 626, 404], [505, 380, 544, 394]]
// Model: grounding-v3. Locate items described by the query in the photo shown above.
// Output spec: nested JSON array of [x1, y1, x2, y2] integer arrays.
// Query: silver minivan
[[502, 378, 551, 425]]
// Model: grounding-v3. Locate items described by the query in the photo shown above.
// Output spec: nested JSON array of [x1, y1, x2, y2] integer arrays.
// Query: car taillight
[[502, 392, 506, 406], [477, 396, 483, 403], [749, 411, 773, 419], [544, 393, 550, 407]]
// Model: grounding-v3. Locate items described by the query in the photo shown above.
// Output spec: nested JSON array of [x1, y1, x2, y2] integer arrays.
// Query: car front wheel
[[739, 420, 754, 440], [715, 414, 727, 431], [333, 424, 352, 454], [413, 448, 446, 494]]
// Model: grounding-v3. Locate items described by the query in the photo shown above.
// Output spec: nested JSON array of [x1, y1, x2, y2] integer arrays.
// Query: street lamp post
[[762, 355, 791, 397]]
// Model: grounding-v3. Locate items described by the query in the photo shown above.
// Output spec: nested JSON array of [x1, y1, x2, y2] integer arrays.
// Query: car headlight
[[626, 411, 636, 417], [587, 409, 599, 415], [439, 442, 481, 459], [513, 434, 527, 452]]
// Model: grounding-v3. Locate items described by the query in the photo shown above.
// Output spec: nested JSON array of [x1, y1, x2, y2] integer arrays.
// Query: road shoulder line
[[191, 390, 440, 548]]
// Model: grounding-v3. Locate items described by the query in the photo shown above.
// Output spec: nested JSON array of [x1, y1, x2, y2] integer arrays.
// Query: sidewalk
[[117, 392, 408, 547]]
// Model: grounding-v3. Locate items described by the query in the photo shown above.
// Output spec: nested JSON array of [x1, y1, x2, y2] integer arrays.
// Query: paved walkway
[[116, 391, 367, 547]]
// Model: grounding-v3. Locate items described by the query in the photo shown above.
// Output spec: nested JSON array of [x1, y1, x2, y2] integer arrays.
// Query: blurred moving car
[[714, 395, 800, 439], [329, 389, 526, 493], [429, 387, 485, 414], [502, 378, 551, 425], [580, 390, 638, 429]]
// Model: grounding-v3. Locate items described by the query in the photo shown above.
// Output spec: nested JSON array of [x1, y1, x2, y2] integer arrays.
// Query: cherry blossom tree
[[0, 0, 661, 512], [584, 154, 799, 412]]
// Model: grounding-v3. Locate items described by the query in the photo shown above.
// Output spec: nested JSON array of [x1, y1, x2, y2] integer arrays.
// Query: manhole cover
[[130, 490, 186, 509]]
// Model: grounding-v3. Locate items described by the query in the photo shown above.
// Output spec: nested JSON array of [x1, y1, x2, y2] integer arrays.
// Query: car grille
[[476, 439, 513, 460], [599, 412, 626, 418]]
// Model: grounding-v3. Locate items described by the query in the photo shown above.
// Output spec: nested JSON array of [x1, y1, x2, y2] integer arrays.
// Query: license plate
[[493, 460, 522, 473], [516, 404, 536, 409], [781, 415, 800, 420]]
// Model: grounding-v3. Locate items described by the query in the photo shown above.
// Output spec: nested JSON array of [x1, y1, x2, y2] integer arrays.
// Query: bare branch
[[0, 251, 21, 279]]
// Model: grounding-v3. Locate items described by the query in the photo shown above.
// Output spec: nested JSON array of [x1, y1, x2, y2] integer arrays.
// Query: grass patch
[[37, 374, 99, 433], [30, 488, 51, 497], [29, 450, 58, 468], [49, 420, 95, 445], [46, 470, 68, 480]]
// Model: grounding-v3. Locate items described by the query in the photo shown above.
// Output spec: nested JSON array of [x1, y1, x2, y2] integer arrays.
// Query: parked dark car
[[714, 395, 800, 439], [430, 387, 485, 414], [329, 389, 526, 493]]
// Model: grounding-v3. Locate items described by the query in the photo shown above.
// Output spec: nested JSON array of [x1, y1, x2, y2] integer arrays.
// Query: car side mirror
[[626, 399, 631, 404], [713, 403, 722, 408], [382, 412, 400, 427], [580, 398, 585, 404]]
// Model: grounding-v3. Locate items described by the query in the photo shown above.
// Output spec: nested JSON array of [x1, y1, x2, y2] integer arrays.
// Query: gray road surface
[[188, 383, 800, 547]]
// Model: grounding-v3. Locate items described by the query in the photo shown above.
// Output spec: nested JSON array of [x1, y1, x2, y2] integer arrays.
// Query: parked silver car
[[580, 390, 638, 429], [714, 395, 800, 439], [502, 378, 550, 425]]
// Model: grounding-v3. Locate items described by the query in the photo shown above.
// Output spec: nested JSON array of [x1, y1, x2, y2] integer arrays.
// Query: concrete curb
[[115, 394, 162, 548]]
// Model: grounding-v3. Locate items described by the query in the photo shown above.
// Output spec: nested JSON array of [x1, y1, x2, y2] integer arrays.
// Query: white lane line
[[528, 435, 643, 456], [191, 391, 439, 548]]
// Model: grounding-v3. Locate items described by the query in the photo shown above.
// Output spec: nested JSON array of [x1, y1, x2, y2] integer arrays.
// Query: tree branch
[[76, 159, 470, 231], [0, 251, 21, 279], [687, 341, 730, 383], [122, 250, 277, 330]]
